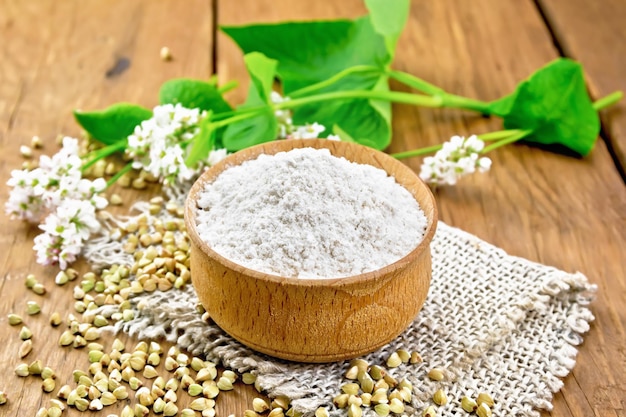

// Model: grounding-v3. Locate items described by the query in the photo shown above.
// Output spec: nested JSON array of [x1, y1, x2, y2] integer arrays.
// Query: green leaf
[[332, 124, 356, 142], [185, 112, 215, 168], [222, 53, 278, 151], [159, 78, 232, 113], [221, 16, 389, 92], [292, 72, 392, 149], [73, 103, 152, 146], [364, 0, 410, 59], [221, 104, 276, 152], [222, 15, 397, 150], [244, 52, 278, 102], [489, 58, 600, 156]]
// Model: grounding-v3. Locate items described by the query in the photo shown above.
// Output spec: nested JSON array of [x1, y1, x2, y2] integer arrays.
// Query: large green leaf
[[489, 58, 599, 156], [73, 103, 152, 146], [221, 7, 415, 150], [364, 0, 410, 59], [222, 53, 278, 151], [332, 124, 357, 143], [292, 72, 392, 149], [221, 17, 389, 92], [245, 52, 277, 102], [159, 78, 232, 113]]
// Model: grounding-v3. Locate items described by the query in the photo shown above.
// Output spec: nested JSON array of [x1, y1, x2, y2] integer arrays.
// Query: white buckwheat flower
[[207, 148, 228, 166], [5, 137, 107, 222], [5, 168, 48, 222], [6, 136, 109, 269], [271, 91, 294, 139], [34, 199, 100, 270], [419, 135, 492, 186], [270, 91, 328, 140], [290, 122, 326, 139], [126, 103, 206, 185]]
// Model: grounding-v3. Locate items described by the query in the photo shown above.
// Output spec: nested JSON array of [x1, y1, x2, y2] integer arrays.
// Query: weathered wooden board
[[537, 0, 626, 174], [0, 1, 259, 416]]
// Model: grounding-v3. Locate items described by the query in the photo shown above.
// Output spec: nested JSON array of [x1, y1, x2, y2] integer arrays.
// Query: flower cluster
[[5, 137, 108, 269], [271, 92, 330, 140], [419, 135, 492, 185], [127, 104, 212, 185]]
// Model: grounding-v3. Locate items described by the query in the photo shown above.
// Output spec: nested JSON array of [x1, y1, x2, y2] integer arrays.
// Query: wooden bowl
[[185, 139, 438, 362]]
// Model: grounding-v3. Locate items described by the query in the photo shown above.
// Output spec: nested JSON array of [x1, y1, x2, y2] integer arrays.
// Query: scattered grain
[[476, 403, 492, 417], [386, 352, 402, 368], [427, 368, 445, 381], [160, 46, 173, 61], [42, 378, 56, 393], [26, 301, 41, 315], [163, 402, 179, 417], [409, 351, 423, 364], [461, 396, 478, 413], [9, 314, 23, 326], [28, 359, 43, 375], [476, 392, 495, 408], [217, 376, 234, 391], [19, 326, 33, 340], [253, 398, 270, 413], [374, 403, 390, 416], [433, 389, 448, 405], [49, 312, 62, 327], [423, 405, 437, 417], [347, 403, 362, 417], [20, 145, 33, 158]]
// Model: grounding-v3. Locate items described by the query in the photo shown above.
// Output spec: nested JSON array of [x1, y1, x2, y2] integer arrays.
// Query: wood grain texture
[[389, 2, 626, 416], [536, 0, 626, 174], [186, 139, 436, 362], [216, 0, 625, 416], [0, 1, 259, 416]]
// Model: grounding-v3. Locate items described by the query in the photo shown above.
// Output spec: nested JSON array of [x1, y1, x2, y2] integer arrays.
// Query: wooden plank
[[393, 3, 626, 416], [0, 1, 258, 416], [535, 0, 626, 174], [216, 1, 626, 416]]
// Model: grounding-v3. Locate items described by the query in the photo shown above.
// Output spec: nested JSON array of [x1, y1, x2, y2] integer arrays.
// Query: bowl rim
[[184, 139, 438, 287]]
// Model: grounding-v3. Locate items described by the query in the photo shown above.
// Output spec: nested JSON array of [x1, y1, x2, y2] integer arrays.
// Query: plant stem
[[82, 141, 127, 171], [391, 144, 443, 159], [391, 129, 531, 160], [218, 80, 239, 94], [207, 74, 219, 86], [212, 110, 263, 129], [387, 69, 492, 113], [386, 69, 445, 96], [477, 129, 526, 141], [106, 162, 134, 188], [277, 88, 496, 114], [481, 129, 532, 153], [393, 91, 620, 161], [593, 91, 623, 111], [439, 93, 492, 114], [209, 106, 261, 121], [288, 65, 380, 98], [276, 89, 444, 109]]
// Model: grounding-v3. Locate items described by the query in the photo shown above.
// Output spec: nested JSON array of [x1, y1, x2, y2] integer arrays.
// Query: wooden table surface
[[1, 1, 624, 416]]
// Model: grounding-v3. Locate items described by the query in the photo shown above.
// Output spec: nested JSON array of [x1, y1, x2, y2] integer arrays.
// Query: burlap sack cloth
[[87, 204, 596, 417]]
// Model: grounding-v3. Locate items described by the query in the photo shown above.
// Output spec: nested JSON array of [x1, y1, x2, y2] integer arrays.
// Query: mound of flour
[[194, 147, 427, 278]]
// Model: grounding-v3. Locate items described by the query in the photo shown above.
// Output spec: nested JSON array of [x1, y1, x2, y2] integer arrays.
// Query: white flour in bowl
[[194, 147, 427, 278]]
